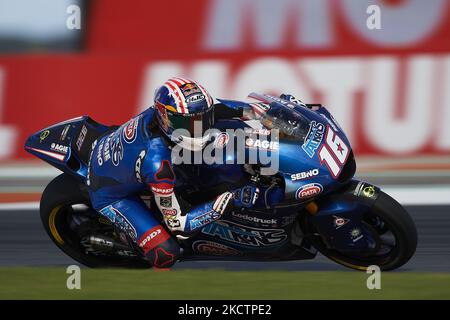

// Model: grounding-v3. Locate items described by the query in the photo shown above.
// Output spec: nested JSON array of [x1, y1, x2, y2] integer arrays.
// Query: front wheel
[[303, 191, 417, 271]]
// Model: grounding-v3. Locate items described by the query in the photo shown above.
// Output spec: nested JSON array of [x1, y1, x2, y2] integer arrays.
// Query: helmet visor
[[167, 106, 214, 137]]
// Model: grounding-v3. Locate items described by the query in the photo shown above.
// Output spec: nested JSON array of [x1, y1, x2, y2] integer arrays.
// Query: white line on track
[[0, 202, 39, 210]]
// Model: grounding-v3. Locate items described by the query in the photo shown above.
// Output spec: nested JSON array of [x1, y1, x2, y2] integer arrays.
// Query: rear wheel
[[40, 173, 150, 268], [302, 191, 417, 271]]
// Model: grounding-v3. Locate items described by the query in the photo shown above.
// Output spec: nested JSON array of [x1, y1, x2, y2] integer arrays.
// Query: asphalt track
[[0, 206, 448, 272]]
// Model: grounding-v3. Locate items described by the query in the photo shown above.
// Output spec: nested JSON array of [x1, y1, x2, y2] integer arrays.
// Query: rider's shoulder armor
[[90, 107, 175, 189]]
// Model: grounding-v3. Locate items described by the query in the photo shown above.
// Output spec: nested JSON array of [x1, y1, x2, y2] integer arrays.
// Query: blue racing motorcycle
[[25, 93, 417, 271]]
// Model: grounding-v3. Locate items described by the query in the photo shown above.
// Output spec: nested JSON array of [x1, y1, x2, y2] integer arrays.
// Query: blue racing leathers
[[86, 107, 233, 267]]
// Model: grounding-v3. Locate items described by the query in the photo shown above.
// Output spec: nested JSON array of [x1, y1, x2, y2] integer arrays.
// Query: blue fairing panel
[[24, 116, 111, 181]]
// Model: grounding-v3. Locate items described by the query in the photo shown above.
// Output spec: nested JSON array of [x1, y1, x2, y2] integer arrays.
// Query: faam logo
[[123, 116, 140, 144], [291, 168, 319, 181], [295, 183, 323, 200], [190, 211, 221, 230], [201, 221, 287, 247], [99, 206, 138, 240], [302, 121, 325, 158]]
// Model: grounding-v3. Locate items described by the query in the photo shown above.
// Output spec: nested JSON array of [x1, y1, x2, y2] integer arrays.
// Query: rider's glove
[[280, 94, 305, 106], [232, 185, 260, 208]]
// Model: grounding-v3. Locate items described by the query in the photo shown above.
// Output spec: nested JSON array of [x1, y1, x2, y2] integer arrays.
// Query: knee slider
[[146, 237, 180, 268]]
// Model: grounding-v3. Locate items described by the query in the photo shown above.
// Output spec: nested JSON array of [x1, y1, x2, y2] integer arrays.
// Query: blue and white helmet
[[154, 77, 214, 151]]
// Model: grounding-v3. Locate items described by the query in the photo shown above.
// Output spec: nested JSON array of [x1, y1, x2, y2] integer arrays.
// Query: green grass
[[0, 267, 449, 299]]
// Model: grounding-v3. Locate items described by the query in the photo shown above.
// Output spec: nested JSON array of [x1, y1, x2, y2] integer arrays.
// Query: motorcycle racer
[[86, 77, 258, 268]]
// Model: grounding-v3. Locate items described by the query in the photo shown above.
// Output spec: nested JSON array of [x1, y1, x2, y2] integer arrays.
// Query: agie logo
[[295, 183, 323, 200]]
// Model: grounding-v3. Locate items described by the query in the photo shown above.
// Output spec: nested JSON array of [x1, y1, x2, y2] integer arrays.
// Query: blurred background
[[0, 0, 448, 270], [0, 0, 448, 201]]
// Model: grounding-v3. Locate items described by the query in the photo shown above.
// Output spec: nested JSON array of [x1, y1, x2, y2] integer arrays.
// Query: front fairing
[[174, 94, 356, 207], [217, 94, 356, 203]]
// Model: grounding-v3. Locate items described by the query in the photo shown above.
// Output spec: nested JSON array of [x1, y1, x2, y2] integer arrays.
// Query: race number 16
[[318, 126, 349, 178]]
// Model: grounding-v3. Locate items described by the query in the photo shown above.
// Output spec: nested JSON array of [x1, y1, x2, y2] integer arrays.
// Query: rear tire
[[40, 173, 150, 268]]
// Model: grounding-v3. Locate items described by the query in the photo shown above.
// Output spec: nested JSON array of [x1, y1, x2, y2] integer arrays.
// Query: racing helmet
[[154, 77, 214, 151]]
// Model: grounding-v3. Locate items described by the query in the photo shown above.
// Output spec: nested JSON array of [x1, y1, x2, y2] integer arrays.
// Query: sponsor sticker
[[60, 125, 70, 141], [192, 240, 241, 256], [50, 143, 69, 154], [231, 212, 277, 227], [354, 182, 377, 199], [138, 226, 170, 253], [244, 127, 271, 136], [362, 185, 376, 198], [166, 218, 181, 228], [186, 93, 205, 103], [123, 116, 140, 144], [214, 132, 229, 148], [76, 125, 88, 151], [245, 138, 279, 151], [159, 196, 172, 208], [39, 130, 50, 143], [350, 228, 364, 243], [295, 183, 323, 200], [162, 208, 177, 217], [333, 215, 350, 229], [290, 168, 319, 181], [110, 132, 123, 166], [201, 221, 287, 247], [99, 206, 137, 240], [180, 83, 202, 96], [302, 121, 325, 158], [134, 150, 146, 183], [190, 211, 221, 230], [151, 184, 174, 195]]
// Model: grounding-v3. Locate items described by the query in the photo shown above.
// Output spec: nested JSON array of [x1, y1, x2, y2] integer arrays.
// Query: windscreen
[[259, 103, 311, 141]]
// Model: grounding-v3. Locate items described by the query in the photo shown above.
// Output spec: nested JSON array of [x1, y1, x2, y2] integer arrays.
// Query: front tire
[[303, 191, 417, 271]]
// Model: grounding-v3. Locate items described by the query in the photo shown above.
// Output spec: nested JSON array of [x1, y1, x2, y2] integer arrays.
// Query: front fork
[[304, 180, 381, 253]]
